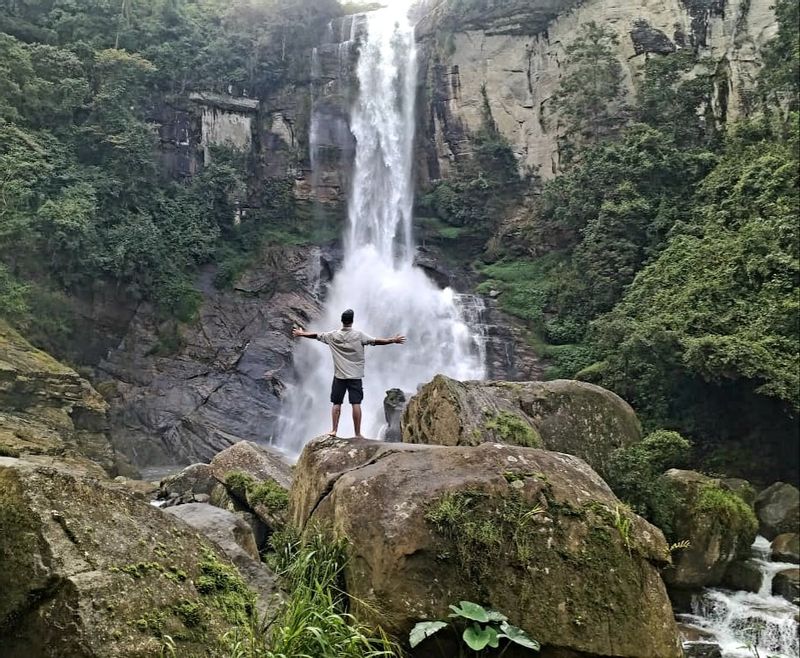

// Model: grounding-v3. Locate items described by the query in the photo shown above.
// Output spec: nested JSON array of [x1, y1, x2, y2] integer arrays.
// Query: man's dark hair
[[341, 309, 354, 325]]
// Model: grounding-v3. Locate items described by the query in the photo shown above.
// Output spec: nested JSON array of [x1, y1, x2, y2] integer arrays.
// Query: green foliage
[[196, 549, 255, 626], [0, 0, 341, 349], [476, 253, 569, 326], [756, 0, 799, 107], [229, 530, 400, 658], [591, 114, 800, 419], [635, 51, 718, 148], [478, 3, 799, 480], [695, 483, 758, 545], [0, 265, 29, 322], [604, 430, 692, 537], [409, 601, 539, 656], [248, 479, 289, 512]]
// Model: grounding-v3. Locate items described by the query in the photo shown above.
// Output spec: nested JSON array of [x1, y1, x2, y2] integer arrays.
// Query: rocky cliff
[[0, 320, 130, 477], [97, 245, 333, 467], [415, 0, 777, 180]]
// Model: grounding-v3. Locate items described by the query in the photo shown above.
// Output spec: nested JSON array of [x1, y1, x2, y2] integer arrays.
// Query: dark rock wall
[[97, 246, 337, 467]]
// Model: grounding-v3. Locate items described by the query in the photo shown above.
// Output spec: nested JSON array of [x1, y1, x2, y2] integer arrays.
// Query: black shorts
[[330, 377, 363, 405]]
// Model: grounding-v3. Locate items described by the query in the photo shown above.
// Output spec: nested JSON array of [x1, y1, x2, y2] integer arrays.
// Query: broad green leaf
[[486, 609, 508, 622], [448, 600, 489, 622], [499, 621, 541, 650], [409, 621, 447, 648], [463, 623, 494, 651]]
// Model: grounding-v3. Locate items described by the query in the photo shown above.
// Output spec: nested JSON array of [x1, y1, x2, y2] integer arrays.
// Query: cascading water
[[278, 3, 485, 455], [679, 536, 799, 658]]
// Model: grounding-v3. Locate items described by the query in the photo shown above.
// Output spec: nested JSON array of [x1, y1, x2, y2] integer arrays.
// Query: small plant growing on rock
[[410, 600, 539, 656]]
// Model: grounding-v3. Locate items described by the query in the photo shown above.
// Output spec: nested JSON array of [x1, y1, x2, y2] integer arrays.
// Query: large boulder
[[772, 568, 799, 604], [771, 533, 800, 564], [164, 503, 279, 616], [754, 482, 800, 540], [210, 441, 292, 531], [291, 436, 682, 658], [401, 375, 641, 475], [662, 470, 758, 589], [0, 457, 260, 657], [161, 463, 217, 497], [722, 560, 763, 592], [0, 320, 132, 476], [209, 440, 292, 489]]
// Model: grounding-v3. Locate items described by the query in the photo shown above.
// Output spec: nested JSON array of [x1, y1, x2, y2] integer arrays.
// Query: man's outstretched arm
[[370, 335, 405, 346], [293, 327, 319, 339]]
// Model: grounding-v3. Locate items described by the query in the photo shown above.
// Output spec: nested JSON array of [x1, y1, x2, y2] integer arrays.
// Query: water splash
[[679, 536, 799, 658], [279, 4, 485, 454]]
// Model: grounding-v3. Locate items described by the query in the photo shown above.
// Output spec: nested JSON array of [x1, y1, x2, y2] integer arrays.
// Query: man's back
[[317, 328, 374, 379]]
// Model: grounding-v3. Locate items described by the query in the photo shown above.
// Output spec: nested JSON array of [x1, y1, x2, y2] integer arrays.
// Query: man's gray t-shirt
[[317, 328, 375, 379]]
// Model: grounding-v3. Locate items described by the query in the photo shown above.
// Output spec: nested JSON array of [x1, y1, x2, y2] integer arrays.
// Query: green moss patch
[[695, 483, 758, 545], [224, 470, 289, 514], [423, 484, 655, 643], [484, 411, 541, 448]]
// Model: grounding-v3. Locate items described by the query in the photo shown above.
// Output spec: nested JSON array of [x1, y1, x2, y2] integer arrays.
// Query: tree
[[553, 22, 626, 154]]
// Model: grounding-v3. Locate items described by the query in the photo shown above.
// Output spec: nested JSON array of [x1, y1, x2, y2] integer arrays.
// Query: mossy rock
[[0, 457, 259, 657], [401, 375, 641, 475], [0, 321, 128, 476], [290, 437, 682, 658], [662, 469, 758, 589]]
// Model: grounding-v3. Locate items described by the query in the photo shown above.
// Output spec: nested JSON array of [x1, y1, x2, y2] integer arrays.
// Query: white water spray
[[279, 4, 485, 454], [679, 536, 799, 658]]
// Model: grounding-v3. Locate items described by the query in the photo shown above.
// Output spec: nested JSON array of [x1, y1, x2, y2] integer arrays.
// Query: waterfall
[[278, 3, 485, 454]]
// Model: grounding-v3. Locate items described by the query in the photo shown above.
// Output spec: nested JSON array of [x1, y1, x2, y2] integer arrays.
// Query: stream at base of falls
[[679, 536, 799, 658]]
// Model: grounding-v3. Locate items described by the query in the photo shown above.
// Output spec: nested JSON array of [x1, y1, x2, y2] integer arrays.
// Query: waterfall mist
[[278, 3, 485, 455]]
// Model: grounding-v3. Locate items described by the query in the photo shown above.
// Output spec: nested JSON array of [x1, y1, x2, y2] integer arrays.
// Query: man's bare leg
[[329, 404, 341, 436], [352, 404, 364, 439]]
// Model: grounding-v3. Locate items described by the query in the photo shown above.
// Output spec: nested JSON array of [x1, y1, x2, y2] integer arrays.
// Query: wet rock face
[[772, 568, 800, 604], [99, 245, 329, 468], [722, 559, 763, 592], [290, 437, 682, 657], [0, 457, 258, 658], [401, 374, 641, 475], [755, 482, 800, 540]]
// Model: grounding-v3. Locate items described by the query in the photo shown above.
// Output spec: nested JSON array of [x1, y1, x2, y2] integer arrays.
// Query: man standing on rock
[[292, 309, 405, 438]]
